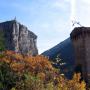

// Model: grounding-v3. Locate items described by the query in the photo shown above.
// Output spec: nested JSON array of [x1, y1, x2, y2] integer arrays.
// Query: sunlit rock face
[[0, 20, 38, 55]]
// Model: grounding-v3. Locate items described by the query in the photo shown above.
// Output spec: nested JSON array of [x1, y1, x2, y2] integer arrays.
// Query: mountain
[[0, 20, 38, 55], [42, 38, 75, 78]]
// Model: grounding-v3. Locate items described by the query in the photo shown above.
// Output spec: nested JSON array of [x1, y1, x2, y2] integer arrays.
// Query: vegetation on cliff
[[0, 30, 5, 51], [0, 51, 87, 90]]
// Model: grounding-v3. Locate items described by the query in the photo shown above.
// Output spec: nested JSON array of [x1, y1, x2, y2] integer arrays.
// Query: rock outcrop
[[0, 20, 38, 55]]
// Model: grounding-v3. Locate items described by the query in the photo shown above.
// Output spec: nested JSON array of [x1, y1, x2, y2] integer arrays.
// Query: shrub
[[0, 51, 87, 90]]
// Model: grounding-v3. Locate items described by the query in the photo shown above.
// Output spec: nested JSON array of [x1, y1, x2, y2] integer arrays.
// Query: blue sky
[[0, 0, 90, 53]]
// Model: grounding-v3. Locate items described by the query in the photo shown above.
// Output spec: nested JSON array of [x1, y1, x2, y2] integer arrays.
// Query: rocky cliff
[[0, 20, 38, 55]]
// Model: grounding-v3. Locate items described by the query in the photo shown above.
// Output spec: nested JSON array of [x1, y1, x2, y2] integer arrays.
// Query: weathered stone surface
[[70, 27, 90, 84], [0, 20, 38, 55]]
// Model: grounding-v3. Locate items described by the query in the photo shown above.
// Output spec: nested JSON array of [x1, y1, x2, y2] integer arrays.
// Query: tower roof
[[70, 27, 90, 39]]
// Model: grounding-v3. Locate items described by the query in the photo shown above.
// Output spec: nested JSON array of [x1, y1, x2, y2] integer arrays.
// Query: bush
[[0, 51, 87, 90]]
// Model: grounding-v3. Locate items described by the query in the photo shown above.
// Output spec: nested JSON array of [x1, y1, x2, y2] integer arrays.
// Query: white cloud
[[50, 0, 70, 10], [40, 23, 50, 29], [70, 0, 77, 21], [52, 1, 65, 8], [76, 0, 90, 26], [82, 0, 90, 4]]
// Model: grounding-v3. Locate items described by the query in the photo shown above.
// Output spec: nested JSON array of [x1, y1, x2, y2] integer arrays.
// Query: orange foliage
[[0, 51, 53, 73], [24, 55, 53, 73], [0, 51, 87, 90]]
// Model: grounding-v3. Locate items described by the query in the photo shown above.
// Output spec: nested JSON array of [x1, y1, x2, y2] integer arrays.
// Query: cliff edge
[[0, 20, 38, 55]]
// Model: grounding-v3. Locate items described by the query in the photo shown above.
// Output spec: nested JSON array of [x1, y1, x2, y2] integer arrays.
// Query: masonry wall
[[71, 35, 87, 81], [85, 34, 90, 83], [70, 27, 90, 84]]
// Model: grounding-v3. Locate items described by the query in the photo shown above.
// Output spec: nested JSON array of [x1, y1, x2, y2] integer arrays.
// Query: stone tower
[[0, 20, 38, 55], [70, 27, 90, 84]]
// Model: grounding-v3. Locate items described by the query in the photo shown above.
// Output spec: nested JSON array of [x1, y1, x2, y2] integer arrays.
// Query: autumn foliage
[[0, 51, 87, 90]]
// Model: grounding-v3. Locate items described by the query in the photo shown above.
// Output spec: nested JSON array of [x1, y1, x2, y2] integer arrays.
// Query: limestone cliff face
[[0, 20, 38, 55]]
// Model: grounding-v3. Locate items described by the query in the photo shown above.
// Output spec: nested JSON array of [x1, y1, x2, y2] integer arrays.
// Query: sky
[[0, 0, 90, 53]]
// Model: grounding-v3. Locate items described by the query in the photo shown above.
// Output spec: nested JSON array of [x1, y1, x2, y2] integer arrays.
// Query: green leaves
[[0, 51, 87, 90], [0, 82, 3, 89], [0, 30, 5, 51], [11, 87, 16, 90]]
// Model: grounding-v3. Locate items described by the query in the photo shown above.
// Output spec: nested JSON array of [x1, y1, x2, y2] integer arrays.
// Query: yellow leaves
[[3, 58, 11, 63], [80, 81, 86, 90], [12, 53, 23, 61], [73, 73, 81, 82], [54, 73, 86, 90], [5, 50, 15, 56], [10, 62, 25, 72], [46, 82, 54, 90], [67, 73, 86, 90], [24, 55, 53, 73], [0, 50, 87, 90], [0, 51, 53, 74], [37, 72, 45, 80]]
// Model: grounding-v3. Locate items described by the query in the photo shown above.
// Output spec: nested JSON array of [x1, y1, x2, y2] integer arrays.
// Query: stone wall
[[0, 20, 38, 55], [70, 27, 90, 84], [85, 35, 90, 83]]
